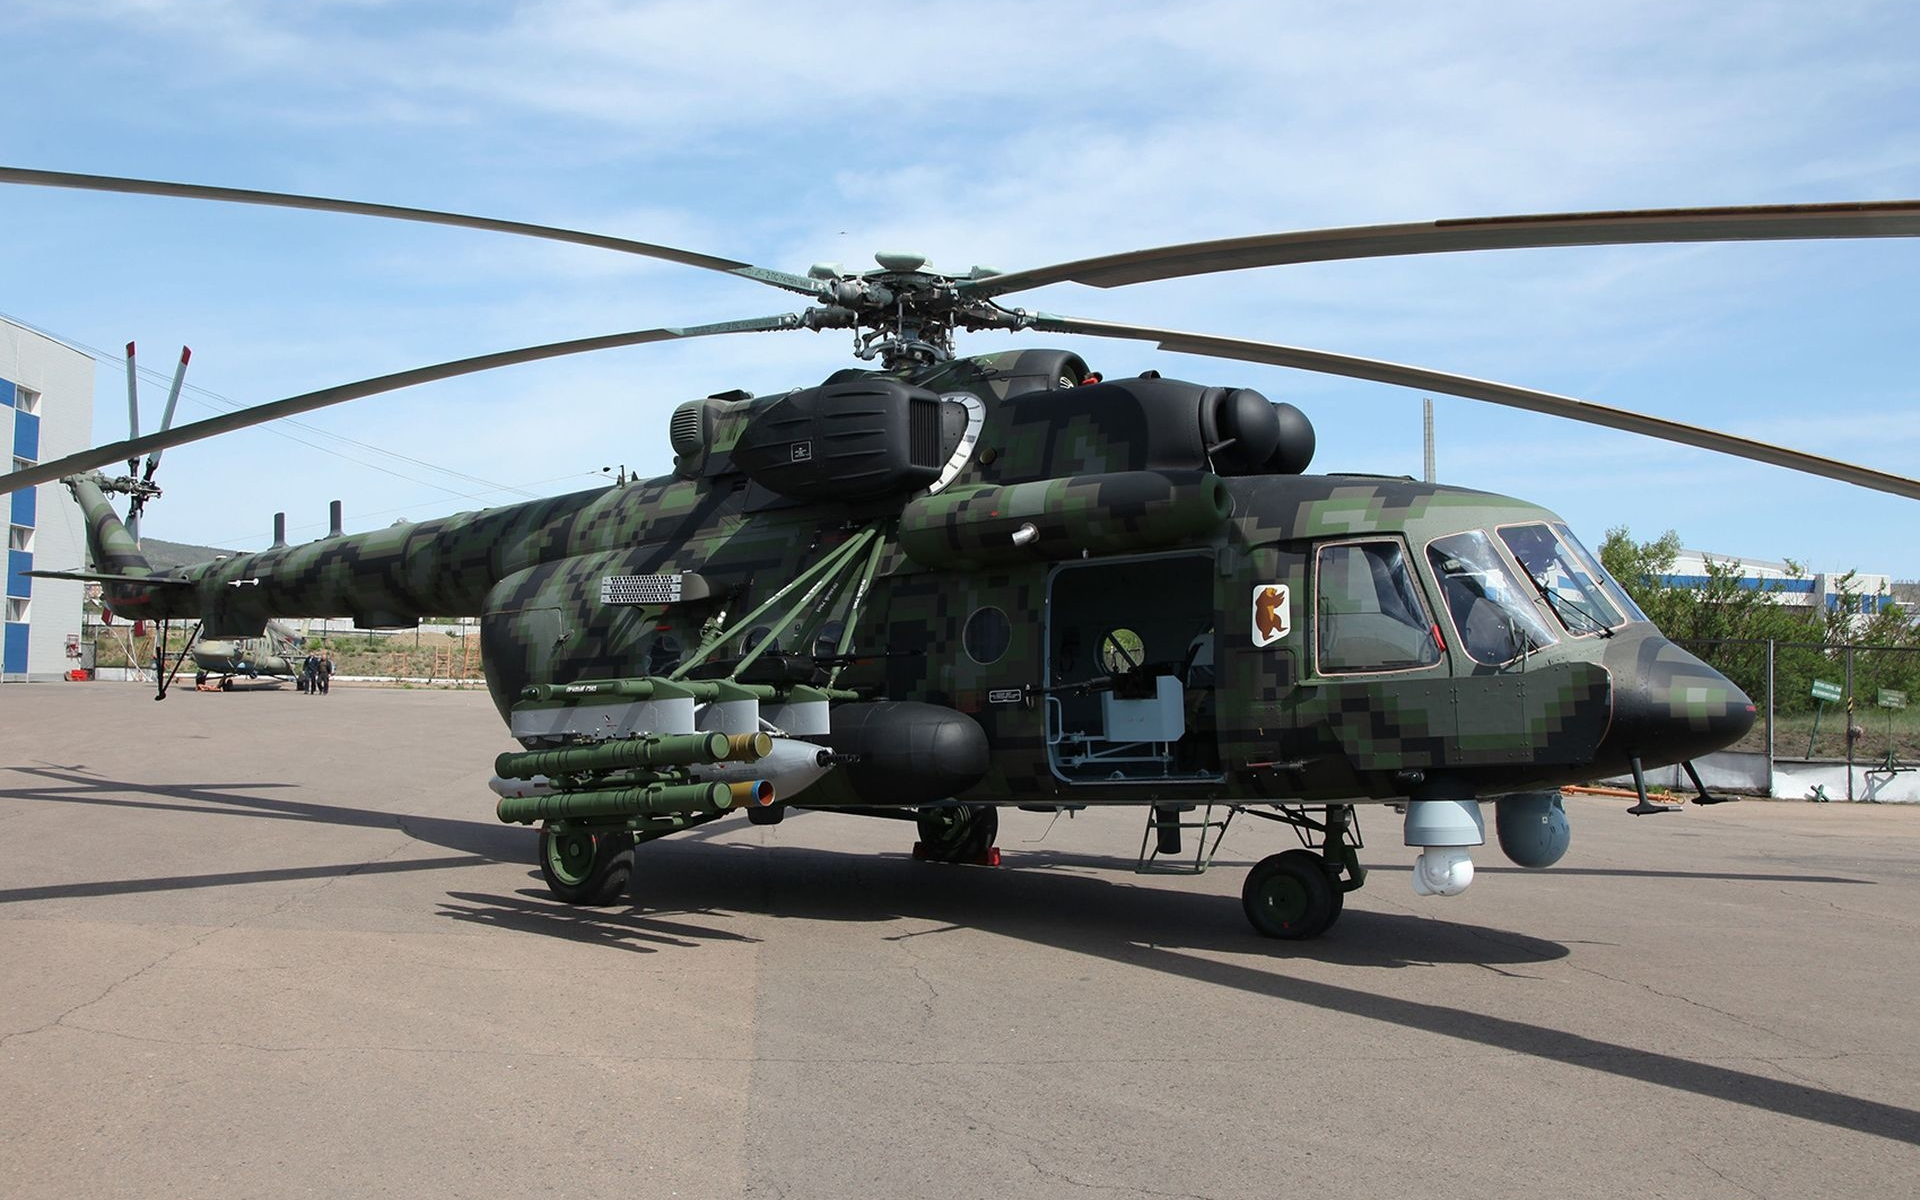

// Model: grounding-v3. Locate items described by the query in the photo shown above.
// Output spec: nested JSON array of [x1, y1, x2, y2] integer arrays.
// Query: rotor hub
[[800, 254, 1027, 370]]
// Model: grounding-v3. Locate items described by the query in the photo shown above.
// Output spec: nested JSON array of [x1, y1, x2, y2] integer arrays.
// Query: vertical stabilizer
[[64, 471, 154, 578]]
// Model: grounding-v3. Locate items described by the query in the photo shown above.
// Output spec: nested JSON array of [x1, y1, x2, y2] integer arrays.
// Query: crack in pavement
[[1562, 959, 1827, 1052]]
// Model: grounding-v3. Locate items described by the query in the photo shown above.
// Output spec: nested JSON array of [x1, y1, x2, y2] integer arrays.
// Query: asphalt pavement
[[2, 681, 1916, 1199]]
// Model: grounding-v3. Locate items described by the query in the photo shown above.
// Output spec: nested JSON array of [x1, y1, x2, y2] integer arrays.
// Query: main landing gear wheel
[[538, 824, 636, 906], [915, 804, 998, 863], [1243, 849, 1340, 940]]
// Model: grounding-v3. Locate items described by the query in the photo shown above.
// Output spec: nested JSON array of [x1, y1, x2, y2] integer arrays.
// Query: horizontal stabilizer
[[22, 569, 191, 586]]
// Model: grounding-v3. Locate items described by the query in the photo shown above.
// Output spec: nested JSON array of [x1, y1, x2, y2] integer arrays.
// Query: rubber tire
[[1242, 849, 1337, 939], [538, 825, 636, 906], [916, 805, 999, 863]]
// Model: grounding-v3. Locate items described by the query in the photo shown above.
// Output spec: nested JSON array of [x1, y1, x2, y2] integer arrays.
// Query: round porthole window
[[963, 606, 1011, 665], [1100, 628, 1144, 673]]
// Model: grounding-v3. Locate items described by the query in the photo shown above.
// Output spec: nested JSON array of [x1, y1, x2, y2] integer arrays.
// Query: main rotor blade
[[0, 166, 824, 298], [1031, 313, 1920, 502], [974, 201, 1920, 296], [2, 314, 801, 495]]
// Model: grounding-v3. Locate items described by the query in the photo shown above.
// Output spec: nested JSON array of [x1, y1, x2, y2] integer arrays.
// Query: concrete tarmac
[[2, 682, 1917, 1199]]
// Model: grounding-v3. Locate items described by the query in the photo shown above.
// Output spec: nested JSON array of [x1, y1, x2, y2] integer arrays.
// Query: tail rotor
[[121, 342, 190, 543]]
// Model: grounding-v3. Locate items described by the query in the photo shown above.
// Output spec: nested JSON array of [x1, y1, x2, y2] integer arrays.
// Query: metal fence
[[1677, 638, 1920, 769]]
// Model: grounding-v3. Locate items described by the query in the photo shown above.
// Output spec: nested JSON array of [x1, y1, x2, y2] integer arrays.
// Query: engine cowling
[[729, 379, 966, 502], [898, 469, 1230, 568]]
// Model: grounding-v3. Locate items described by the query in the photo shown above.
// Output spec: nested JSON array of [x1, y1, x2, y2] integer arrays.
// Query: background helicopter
[[188, 619, 310, 690], [5, 167, 1920, 940]]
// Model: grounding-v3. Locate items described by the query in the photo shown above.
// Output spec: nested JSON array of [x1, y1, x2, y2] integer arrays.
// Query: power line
[[0, 310, 539, 499]]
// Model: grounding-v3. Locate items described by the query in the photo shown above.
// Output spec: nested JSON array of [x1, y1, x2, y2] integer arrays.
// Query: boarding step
[[1136, 803, 1234, 875]]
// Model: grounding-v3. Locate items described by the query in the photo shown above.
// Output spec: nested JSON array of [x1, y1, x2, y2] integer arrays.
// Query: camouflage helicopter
[[8, 167, 1920, 941], [189, 619, 310, 690]]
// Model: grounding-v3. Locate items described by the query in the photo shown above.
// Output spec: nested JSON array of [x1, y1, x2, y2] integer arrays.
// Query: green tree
[[1599, 527, 1920, 717]]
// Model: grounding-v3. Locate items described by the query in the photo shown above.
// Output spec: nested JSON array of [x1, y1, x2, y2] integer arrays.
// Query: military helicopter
[[188, 619, 309, 690], [59, 341, 313, 690], [7, 166, 1920, 940]]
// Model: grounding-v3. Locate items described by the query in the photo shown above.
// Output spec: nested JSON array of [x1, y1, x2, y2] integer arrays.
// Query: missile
[[495, 730, 770, 780], [496, 780, 738, 824]]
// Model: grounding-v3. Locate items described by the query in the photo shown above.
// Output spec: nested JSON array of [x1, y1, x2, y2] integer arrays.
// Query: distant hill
[[133, 537, 235, 570]]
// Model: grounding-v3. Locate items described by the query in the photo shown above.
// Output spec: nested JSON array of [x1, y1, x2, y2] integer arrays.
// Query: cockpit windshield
[[1497, 522, 1638, 634], [1426, 531, 1559, 665], [1559, 523, 1649, 624]]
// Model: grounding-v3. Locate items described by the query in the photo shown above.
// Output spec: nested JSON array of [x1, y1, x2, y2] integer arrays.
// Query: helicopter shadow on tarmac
[[437, 819, 1920, 1151], [992, 848, 1873, 889], [433, 808, 1875, 972], [11, 762, 1912, 1147], [436, 888, 763, 954], [0, 764, 528, 904], [434, 809, 1572, 972]]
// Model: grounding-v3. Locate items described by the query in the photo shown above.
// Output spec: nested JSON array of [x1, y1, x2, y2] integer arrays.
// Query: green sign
[[1810, 679, 1843, 703], [1878, 689, 1908, 710]]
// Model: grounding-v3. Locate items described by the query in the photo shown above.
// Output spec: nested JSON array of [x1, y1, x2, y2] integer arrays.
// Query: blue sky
[[3, 1, 1918, 580]]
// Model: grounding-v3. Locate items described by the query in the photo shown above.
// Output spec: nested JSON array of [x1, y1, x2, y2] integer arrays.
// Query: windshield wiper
[[1528, 575, 1614, 638]]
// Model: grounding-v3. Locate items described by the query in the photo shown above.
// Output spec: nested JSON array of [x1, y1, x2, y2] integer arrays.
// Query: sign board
[[1810, 679, 1844, 703], [1878, 689, 1908, 710]]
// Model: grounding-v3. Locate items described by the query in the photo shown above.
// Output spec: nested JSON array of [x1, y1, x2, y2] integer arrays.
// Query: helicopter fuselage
[[83, 349, 1752, 812], [69, 349, 1754, 935]]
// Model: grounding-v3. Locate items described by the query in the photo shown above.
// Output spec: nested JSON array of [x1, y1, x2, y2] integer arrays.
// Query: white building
[[3, 318, 95, 682], [1662, 549, 1893, 617]]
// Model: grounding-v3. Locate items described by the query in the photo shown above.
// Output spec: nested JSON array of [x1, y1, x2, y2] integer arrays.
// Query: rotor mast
[[799, 252, 1026, 370]]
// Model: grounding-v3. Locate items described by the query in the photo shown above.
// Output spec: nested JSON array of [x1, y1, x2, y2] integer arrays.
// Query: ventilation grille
[[601, 575, 685, 606], [909, 396, 941, 468], [669, 401, 709, 459]]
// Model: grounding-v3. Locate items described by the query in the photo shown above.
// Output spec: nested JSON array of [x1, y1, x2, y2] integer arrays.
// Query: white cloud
[[4, 0, 1919, 576]]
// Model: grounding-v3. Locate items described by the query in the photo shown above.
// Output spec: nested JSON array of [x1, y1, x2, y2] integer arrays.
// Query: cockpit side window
[[1314, 540, 1442, 675], [1427, 531, 1559, 666], [1498, 522, 1625, 635]]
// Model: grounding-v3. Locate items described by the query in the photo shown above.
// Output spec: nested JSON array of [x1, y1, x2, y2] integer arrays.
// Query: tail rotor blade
[[123, 341, 140, 478], [143, 346, 192, 482]]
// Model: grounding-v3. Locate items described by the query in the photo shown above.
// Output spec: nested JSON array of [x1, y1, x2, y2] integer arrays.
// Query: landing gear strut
[[1238, 804, 1364, 940]]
